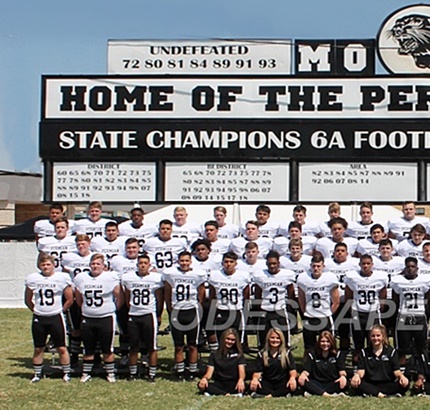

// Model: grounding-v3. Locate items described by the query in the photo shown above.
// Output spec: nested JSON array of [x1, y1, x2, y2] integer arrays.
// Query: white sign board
[[299, 162, 417, 201], [107, 39, 292, 75], [44, 77, 430, 119], [165, 162, 289, 202], [53, 162, 156, 202]]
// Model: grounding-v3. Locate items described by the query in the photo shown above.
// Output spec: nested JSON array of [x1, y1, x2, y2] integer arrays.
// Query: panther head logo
[[377, 5, 430, 74], [389, 14, 430, 68]]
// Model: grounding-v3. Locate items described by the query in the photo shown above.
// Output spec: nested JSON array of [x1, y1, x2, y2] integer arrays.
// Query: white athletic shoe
[[30, 374, 42, 384], [62, 374, 71, 383], [80, 373, 92, 383], [304, 391, 312, 397], [106, 373, 116, 383]]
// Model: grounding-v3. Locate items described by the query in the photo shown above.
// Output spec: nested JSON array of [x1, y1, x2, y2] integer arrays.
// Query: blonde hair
[[262, 328, 290, 369]]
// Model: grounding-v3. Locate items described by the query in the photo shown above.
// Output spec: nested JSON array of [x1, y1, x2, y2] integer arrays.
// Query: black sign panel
[[40, 119, 430, 161]]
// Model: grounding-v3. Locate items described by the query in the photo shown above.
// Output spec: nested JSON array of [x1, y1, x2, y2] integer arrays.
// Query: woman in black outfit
[[249, 327, 298, 398], [351, 324, 409, 397], [198, 328, 246, 396], [298, 330, 348, 396]]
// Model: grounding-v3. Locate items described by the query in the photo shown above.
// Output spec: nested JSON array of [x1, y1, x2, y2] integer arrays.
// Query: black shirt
[[358, 345, 400, 383], [208, 350, 246, 382], [303, 351, 346, 384], [255, 350, 296, 382]]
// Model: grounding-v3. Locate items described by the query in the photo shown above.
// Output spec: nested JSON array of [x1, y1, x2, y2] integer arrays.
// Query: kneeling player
[[25, 253, 74, 383], [121, 254, 164, 381], [74, 254, 124, 383]]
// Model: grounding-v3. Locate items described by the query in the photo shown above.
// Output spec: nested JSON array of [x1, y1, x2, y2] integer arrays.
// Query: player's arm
[[425, 290, 430, 317], [298, 287, 306, 317], [24, 287, 34, 312], [155, 287, 164, 325], [254, 285, 262, 309], [75, 289, 83, 307], [62, 286, 74, 312], [392, 289, 399, 311], [287, 283, 295, 301], [379, 286, 387, 312], [330, 286, 340, 314], [164, 281, 173, 313], [197, 283, 205, 306], [344, 285, 353, 305], [243, 284, 250, 301], [209, 284, 216, 301], [124, 288, 131, 308], [113, 284, 124, 310]]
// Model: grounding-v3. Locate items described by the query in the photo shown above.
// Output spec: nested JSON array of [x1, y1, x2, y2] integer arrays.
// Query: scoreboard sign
[[40, 6, 430, 202], [107, 39, 292, 75]]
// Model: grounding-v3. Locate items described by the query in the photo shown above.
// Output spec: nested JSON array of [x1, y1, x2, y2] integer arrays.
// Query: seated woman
[[249, 327, 298, 398], [197, 328, 246, 396], [351, 324, 409, 397], [298, 330, 348, 396]]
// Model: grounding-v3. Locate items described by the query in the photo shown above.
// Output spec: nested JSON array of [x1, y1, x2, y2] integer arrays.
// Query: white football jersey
[[229, 237, 273, 259], [324, 257, 359, 302], [34, 219, 76, 238], [110, 255, 138, 277], [90, 236, 127, 269], [74, 271, 119, 318], [37, 236, 77, 271], [356, 238, 398, 257], [346, 221, 388, 240], [388, 216, 428, 241], [314, 237, 358, 259], [162, 267, 206, 309], [217, 223, 240, 239], [172, 221, 201, 246], [121, 271, 163, 316], [74, 218, 114, 239], [252, 268, 295, 311], [395, 239, 424, 258], [272, 236, 315, 256], [118, 221, 157, 254], [344, 270, 388, 313], [25, 271, 72, 316], [296, 271, 339, 318], [391, 274, 430, 316], [418, 259, 430, 275], [143, 236, 187, 272], [61, 251, 93, 280], [209, 269, 251, 311]]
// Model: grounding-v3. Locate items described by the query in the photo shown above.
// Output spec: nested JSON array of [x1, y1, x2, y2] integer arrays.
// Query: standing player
[[74, 201, 114, 240], [163, 251, 206, 380], [391, 257, 430, 367], [118, 207, 157, 255], [143, 219, 187, 272], [208, 252, 251, 347], [61, 234, 93, 366], [273, 221, 316, 256], [297, 253, 339, 356], [37, 217, 77, 272], [25, 253, 74, 383], [388, 201, 429, 241], [281, 204, 321, 238], [324, 242, 359, 352], [318, 202, 343, 238], [344, 254, 388, 365], [213, 206, 239, 239], [346, 202, 387, 239], [121, 254, 164, 382], [34, 203, 75, 242], [314, 217, 358, 258], [203, 220, 231, 260], [356, 224, 393, 257], [90, 221, 127, 270], [395, 223, 427, 258], [230, 220, 272, 259], [251, 204, 280, 239], [74, 254, 124, 383], [253, 251, 295, 348], [172, 206, 201, 246], [110, 237, 141, 362]]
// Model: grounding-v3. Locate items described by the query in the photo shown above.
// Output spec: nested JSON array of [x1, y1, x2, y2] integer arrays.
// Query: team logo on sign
[[377, 4, 430, 74]]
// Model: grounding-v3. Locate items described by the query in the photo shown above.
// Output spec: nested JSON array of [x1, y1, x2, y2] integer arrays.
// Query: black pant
[[255, 378, 292, 397], [354, 379, 408, 397], [303, 379, 344, 395], [204, 379, 238, 395]]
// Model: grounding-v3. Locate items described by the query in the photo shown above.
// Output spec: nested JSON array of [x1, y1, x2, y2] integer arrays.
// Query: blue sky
[[0, 0, 417, 172]]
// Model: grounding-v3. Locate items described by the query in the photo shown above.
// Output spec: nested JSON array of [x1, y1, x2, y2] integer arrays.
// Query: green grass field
[[2, 308, 430, 410]]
